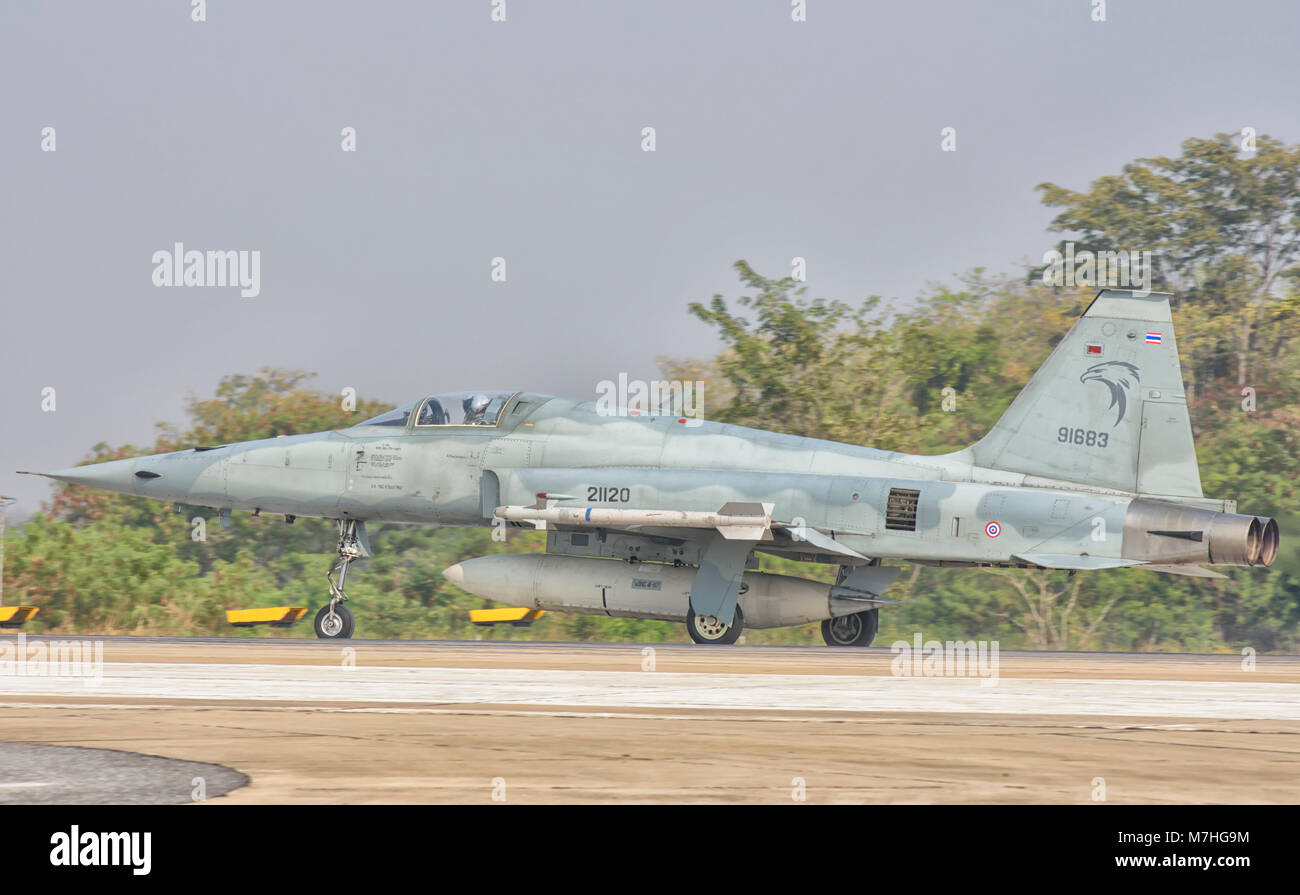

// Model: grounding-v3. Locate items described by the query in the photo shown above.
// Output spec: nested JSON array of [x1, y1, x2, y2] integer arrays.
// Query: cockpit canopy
[[357, 391, 516, 428]]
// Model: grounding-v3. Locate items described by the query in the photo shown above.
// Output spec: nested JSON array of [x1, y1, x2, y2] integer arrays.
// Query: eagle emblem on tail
[[1080, 361, 1140, 427]]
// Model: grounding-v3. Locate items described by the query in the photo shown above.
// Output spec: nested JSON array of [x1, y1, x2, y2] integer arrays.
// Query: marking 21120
[[1059, 426, 1109, 448], [588, 486, 631, 502]]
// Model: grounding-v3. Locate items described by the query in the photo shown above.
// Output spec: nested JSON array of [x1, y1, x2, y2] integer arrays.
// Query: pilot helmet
[[464, 394, 492, 418]]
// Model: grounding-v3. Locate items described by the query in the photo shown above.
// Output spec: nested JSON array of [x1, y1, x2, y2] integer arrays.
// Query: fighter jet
[[20, 289, 1279, 643]]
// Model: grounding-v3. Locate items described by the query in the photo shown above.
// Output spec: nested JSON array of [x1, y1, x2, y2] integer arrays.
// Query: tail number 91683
[[1058, 426, 1109, 448]]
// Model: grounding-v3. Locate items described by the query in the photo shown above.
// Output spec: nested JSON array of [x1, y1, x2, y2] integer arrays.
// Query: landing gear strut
[[315, 519, 362, 639]]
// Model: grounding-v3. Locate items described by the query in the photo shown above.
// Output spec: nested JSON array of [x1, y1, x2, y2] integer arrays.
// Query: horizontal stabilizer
[[1016, 553, 1228, 577], [1137, 563, 1228, 579], [1014, 553, 1146, 571]]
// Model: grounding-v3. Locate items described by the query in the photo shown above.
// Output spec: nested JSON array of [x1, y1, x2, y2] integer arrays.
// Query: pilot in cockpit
[[463, 394, 492, 424]]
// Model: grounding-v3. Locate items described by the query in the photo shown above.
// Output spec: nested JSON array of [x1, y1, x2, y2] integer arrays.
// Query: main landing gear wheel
[[314, 603, 355, 639], [686, 605, 744, 645], [821, 609, 878, 647], [316, 519, 363, 639]]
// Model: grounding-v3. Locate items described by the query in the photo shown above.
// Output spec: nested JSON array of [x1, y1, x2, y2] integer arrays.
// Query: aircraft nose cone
[[41, 458, 143, 495]]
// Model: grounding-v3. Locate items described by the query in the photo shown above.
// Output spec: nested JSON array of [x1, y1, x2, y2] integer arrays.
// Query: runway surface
[[0, 744, 247, 805], [2, 636, 1298, 803], [8, 661, 1300, 719]]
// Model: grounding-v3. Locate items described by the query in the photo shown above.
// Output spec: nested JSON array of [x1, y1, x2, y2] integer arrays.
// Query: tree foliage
[[1037, 132, 1300, 394]]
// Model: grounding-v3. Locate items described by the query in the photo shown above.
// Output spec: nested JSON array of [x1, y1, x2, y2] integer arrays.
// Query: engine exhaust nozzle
[[1207, 514, 1259, 566], [1254, 516, 1280, 567]]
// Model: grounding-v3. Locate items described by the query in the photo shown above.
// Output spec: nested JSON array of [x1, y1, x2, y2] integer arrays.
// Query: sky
[[3, 0, 1299, 518]]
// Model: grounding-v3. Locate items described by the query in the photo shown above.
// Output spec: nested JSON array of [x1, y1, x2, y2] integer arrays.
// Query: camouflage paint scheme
[[23, 291, 1279, 642]]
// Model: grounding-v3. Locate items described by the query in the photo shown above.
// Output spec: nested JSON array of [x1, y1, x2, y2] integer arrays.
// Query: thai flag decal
[[1145, 332, 1163, 344]]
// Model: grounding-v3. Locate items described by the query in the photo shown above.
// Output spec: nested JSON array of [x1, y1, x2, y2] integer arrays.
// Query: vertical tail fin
[[970, 289, 1202, 497]]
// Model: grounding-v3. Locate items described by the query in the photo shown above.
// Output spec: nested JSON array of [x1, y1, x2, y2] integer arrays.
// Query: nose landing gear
[[315, 519, 366, 639], [314, 602, 354, 639]]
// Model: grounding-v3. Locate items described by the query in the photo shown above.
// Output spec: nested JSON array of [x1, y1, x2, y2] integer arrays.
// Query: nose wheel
[[314, 603, 354, 639], [317, 519, 364, 639]]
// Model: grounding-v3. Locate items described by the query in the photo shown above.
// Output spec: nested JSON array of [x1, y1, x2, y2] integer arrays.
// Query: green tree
[[1037, 131, 1300, 396]]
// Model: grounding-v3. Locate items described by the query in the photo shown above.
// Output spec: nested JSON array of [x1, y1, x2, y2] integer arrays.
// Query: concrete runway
[[2, 636, 1298, 803]]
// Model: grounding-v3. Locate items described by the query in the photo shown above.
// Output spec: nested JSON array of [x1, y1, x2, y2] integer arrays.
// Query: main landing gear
[[686, 605, 744, 645], [315, 519, 362, 639], [821, 609, 879, 647]]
